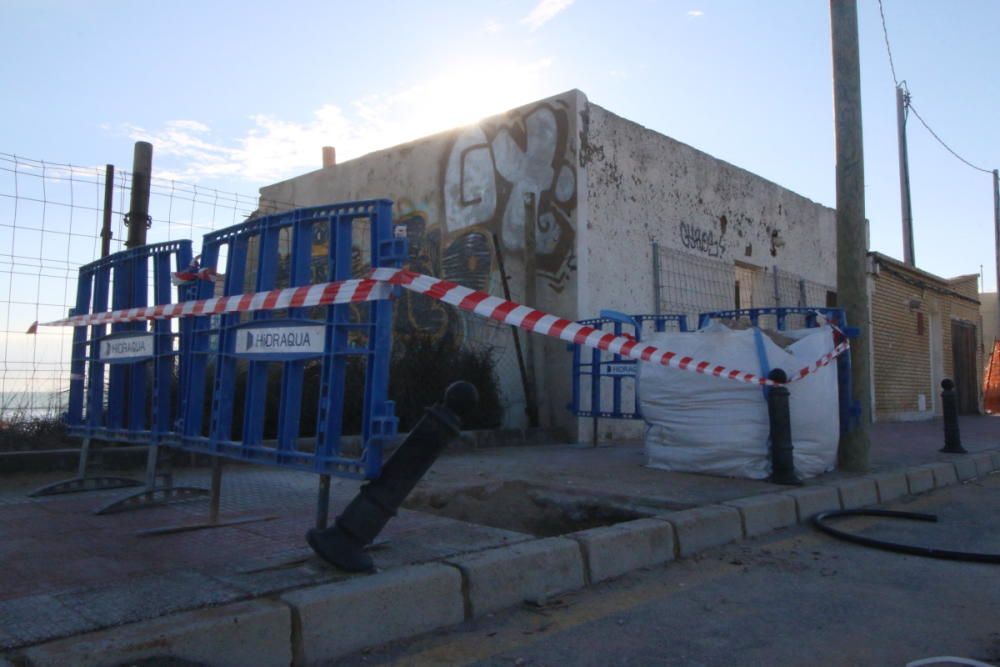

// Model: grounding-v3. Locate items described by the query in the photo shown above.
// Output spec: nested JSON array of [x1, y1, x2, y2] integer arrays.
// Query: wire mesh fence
[[0, 152, 297, 419], [653, 243, 834, 329]]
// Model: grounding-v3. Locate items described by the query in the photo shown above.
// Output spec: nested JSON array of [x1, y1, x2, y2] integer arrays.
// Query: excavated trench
[[403, 480, 660, 537]]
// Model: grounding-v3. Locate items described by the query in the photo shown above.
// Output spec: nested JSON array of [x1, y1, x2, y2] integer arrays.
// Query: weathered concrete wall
[[578, 102, 838, 440], [260, 91, 585, 434], [580, 103, 837, 319]]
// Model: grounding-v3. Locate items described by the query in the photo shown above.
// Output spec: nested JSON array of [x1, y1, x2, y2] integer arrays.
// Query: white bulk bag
[[639, 323, 839, 479]]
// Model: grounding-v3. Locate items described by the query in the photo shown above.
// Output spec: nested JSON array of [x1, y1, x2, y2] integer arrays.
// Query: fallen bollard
[[766, 368, 802, 486], [307, 381, 479, 572], [939, 378, 966, 454]]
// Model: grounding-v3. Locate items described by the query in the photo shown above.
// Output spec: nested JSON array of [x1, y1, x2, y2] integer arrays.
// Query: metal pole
[[493, 233, 539, 427], [897, 85, 915, 266], [831, 0, 872, 471], [993, 169, 999, 336], [100, 164, 114, 257], [652, 241, 662, 315], [126, 141, 152, 248], [315, 474, 331, 530], [522, 193, 540, 423]]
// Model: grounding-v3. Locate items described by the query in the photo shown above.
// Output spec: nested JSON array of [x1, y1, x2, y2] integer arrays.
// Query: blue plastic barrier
[[568, 306, 860, 439], [568, 311, 689, 422], [178, 200, 407, 480], [66, 240, 194, 443]]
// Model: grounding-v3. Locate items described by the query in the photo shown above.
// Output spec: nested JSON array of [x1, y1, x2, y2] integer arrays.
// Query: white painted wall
[[256, 91, 839, 443], [577, 101, 838, 441]]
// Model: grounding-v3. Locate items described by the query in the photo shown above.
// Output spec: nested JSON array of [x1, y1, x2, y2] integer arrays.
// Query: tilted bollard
[[766, 368, 802, 486], [307, 381, 479, 572], [939, 378, 967, 454]]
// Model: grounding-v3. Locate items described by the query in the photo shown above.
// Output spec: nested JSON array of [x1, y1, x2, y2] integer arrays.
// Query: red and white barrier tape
[[28, 267, 848, 386], [28, 278, 390, 331]]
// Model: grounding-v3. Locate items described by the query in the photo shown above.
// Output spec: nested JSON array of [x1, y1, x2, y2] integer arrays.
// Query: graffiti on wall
[[357, 99, 582, 348], [442, 101, 577, 293], [679, 220, 726, 258]]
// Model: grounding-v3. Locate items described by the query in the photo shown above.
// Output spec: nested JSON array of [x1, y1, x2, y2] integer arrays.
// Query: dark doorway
[[951, 320, 979, 415]]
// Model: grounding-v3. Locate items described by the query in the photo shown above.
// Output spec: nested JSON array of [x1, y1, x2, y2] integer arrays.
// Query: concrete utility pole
[[994, 169, 1000, 335], [897, 84, 915, 266], [830, 0, 872, 471], [125, 141, 153, 248]]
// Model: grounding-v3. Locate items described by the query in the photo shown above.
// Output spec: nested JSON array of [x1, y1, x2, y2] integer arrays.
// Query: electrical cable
[[812, 509, 1000, 564], [877, 0, 899, 86], [877, 1, 993, 176], [906, 102, 993, 175]]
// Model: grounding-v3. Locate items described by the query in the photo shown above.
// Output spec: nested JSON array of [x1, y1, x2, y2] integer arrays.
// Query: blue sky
[[2, 0, 998, 287]]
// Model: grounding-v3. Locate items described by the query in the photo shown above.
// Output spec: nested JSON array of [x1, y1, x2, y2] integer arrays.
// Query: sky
[[1, 0, 998, 288]]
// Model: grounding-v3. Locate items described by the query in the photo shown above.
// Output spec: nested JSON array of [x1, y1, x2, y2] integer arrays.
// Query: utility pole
[[994, 169, 1000, 334], [125, 141, 153, 248], [896, 84, 915, 266], [830, 0, 871, 471]]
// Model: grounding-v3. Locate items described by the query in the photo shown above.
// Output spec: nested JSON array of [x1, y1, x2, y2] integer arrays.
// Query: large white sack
[[639, 323, 839, 479]]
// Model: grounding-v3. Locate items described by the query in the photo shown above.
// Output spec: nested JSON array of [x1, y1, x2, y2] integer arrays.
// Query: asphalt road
[[337, 473, 1000, 667]]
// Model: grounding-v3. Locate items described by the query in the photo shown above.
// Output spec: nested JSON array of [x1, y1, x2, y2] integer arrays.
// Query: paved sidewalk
[[0, 416, 997, 665]]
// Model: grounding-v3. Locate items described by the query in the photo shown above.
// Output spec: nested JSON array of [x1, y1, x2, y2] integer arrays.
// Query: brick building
[[869, 252, 982, 421]]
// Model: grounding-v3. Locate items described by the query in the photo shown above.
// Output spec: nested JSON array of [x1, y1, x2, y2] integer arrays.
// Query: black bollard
[[766, 368, 802, 486], [306, 381, 479, 572], [939, 378, 967, 454]]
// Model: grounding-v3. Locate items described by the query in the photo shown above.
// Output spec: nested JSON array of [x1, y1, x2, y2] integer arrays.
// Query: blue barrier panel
[[65, 240, 194, 444], [568, 311, 689, 421], [697, 306, 860, 435], [179, 200, 407, 480]]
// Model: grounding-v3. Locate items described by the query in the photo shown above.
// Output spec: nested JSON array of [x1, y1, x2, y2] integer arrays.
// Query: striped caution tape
[[28, 277, 391, 330], [28, 267, 848, 386]]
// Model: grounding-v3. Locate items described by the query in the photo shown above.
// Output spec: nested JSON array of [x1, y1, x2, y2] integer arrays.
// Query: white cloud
[[522, 0, 575, 31], [484, 18, 503, 33], [687, 9, 704, 17], [120, 59, 557, 185]]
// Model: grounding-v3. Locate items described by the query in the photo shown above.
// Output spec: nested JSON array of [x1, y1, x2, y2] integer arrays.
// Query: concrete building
[[868, 252, 982, 420], [257, 90, 840, 440]]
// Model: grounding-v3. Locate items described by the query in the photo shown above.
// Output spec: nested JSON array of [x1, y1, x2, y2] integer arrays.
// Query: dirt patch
[[404, 481, 654, 537]]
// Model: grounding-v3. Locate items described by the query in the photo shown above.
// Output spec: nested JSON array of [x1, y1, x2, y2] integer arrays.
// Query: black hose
[[812, 509, 1000, 564]]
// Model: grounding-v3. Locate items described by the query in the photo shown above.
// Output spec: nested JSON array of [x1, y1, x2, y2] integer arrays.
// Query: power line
[[907, 102, 993, 175], [877, 0, 899, 86], [877, 0, 992, 176]]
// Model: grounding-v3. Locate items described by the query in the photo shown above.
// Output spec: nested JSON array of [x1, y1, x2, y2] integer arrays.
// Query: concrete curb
[[657, 504, 742, 557], [832, 477, 878, 509], [867, 470, 909, 503], [953, 457, 978, 481], [971, 451, 996, 477], [907, 466, 935, 494], [16, 599, 291, 667], [722, 494, 797, 537], [779, 485, 842, 522], [280, 563, 464, 666], [13, 446, 999, 666], [444, 537, 585, 617], [925, 461, 959, 487], [569, 518, 676, 584]]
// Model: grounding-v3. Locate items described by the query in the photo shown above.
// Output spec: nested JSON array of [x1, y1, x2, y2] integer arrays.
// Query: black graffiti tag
[[679, 221, 724, 257]]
